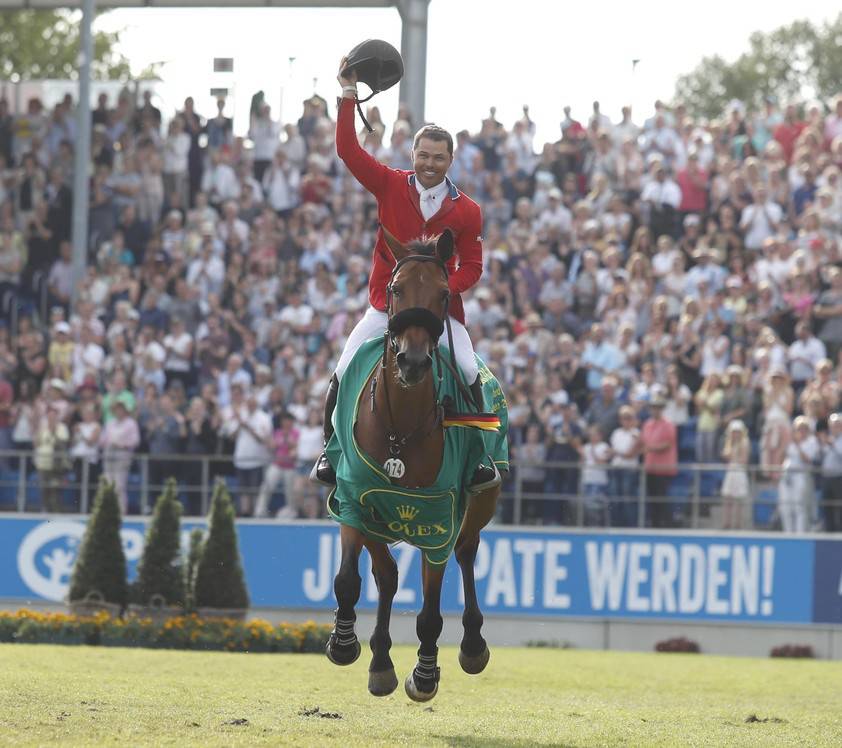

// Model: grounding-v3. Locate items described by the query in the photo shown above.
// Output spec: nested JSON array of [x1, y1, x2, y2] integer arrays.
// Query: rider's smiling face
[[412, 137, 453, 190]]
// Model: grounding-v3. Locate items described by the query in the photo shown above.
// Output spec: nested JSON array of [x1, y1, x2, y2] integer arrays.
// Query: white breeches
[[335, 306, 479, 384], [778, 474, 813, 533]]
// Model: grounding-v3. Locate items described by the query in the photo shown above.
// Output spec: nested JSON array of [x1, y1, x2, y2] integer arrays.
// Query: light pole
[[279, 56, 295, 124], [71, 0, 95, 309], [398, 0, 431, 124]]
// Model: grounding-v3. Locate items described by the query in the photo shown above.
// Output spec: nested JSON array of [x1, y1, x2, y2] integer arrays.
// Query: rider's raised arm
[[335, 59, 389, 197], [448, 205, 483, 296]]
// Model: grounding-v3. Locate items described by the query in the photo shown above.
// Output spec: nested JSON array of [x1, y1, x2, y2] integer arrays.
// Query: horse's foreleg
[[405, 559, 445, 702], [455, 485, 500, 674], [366, 541, 399, 696], [455, 532, 490, 674], [326, 524, 364, 666]]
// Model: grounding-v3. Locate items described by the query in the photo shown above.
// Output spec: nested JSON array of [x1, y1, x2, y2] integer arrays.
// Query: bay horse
[[324, 229, 506, 701]]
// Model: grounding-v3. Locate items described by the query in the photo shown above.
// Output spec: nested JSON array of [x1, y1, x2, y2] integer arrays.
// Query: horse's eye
[[391, 286, 402, 298]]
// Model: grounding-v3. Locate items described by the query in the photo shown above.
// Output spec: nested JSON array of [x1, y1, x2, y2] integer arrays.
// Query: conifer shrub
[[68, 479, 128, 609], [133, 478, 184, 608], [193, 481, 249, 611]]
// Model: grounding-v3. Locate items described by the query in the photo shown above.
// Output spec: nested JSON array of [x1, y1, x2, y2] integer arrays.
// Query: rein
[[371, 254, 450, 476], [370, 252, 484, 478], [370, 352, 443, 459]]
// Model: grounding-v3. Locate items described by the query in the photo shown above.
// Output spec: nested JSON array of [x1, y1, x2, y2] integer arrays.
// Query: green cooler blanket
[[326, 338, 509, 565]]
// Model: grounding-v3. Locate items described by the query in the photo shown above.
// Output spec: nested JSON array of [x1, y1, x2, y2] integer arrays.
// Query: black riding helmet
[[342, 39, 404, 98]]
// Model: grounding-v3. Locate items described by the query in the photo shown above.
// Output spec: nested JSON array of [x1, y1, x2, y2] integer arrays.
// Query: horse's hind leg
[[405, 559, 445, 702], [455, 485, 500, 674], [326, 524, 364, 666], [365, 541, 399, 696]]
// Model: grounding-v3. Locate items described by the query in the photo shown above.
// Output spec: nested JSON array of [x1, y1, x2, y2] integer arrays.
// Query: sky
[[95, 1, 839, 146]]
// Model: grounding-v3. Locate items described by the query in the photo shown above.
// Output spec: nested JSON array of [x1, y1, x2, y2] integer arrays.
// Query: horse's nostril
[[396, 350, 432, 381]]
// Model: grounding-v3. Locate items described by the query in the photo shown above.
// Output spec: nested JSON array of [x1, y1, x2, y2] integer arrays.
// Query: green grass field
[[1, 643, 841, 747]]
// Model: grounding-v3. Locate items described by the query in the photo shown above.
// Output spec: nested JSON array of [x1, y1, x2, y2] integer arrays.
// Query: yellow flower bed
[[0, 609, 331, 652]]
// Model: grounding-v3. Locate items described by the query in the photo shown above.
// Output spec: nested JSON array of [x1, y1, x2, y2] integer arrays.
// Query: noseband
[[385, 254, 449, 353]]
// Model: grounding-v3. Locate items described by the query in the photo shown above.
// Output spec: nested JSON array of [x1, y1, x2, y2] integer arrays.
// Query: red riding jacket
[[335, 97, 483, 325]]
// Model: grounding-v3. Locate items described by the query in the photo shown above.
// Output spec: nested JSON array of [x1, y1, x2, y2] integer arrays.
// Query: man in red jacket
[[313, 56, 491, 487]]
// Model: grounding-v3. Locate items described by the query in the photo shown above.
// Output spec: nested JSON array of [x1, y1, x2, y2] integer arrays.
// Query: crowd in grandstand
[[0, 86, 842, 532]]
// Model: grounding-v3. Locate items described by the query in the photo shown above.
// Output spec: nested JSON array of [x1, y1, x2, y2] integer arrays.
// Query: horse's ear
[[381, 226, 409, 261], [436, 229, 454, 264]]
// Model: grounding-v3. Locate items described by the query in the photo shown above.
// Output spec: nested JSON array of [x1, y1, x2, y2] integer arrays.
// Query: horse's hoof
[[404, 672, 438, 702], [459, 645, 490, 675], [325, 639, 361, 666], [368, 667, 398, 697]]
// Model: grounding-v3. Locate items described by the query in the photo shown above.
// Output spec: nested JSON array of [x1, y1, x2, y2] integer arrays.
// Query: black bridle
[[370, 254, 451, 462], [385, 254, 450, 353], [372, 253, 479, 465], [383, 252, 479, 409]]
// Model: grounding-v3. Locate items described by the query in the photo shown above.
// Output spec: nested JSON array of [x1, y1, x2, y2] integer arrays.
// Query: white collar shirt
[[415, 177, 449, 221]]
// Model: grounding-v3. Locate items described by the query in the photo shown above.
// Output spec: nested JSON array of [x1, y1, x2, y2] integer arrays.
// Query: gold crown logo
[[397, 505, 419, 521]]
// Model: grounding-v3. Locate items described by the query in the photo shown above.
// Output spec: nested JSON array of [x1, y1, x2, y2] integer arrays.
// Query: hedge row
[[0, 610, 331, 653]]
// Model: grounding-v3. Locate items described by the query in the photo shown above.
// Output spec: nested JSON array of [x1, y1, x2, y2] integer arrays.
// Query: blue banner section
[[813, 540, 842, 624], [1, 516, 838, 624]]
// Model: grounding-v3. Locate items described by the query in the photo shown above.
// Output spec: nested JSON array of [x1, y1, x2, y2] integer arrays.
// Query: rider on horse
[[312, 54, 497, 492]]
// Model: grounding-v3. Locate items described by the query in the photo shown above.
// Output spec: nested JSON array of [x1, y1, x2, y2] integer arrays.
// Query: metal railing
[[1, 449, 841, 531], [500, 459, 842, 532], [0, 449, 270, 517]]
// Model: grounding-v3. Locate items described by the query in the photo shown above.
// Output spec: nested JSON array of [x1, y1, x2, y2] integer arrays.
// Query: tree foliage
[[0, 10, 130, 80], [193, 481, 250, 611], [674, 14, 842, 119], [133, 478, 185, 608], [68, 478, 128, 608]]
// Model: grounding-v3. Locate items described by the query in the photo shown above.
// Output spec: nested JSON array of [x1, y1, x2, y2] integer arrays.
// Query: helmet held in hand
[[342, 39, 404, 98]]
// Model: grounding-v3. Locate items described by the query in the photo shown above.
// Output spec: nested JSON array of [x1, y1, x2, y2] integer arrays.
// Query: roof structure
[[0, 0, 392, 7]]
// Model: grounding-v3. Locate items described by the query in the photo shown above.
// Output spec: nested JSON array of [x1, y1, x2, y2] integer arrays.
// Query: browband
[[391, 254, 447, 275]]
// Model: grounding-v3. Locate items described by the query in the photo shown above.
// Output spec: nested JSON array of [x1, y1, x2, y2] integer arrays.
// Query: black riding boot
[[310, 374, 339, 486], [466, 375, 500, 494]]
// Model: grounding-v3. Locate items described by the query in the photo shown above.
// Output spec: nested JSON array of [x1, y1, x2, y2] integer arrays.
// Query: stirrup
[[467, 460, 501, 495], [310, 452, 336, 487]]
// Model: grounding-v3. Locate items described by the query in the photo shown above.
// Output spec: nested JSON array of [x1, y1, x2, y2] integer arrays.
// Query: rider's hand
[[337, 57, 357, 94]]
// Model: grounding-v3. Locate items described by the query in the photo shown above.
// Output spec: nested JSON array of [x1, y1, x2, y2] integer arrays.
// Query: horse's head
[[383, 227, 454, 387]]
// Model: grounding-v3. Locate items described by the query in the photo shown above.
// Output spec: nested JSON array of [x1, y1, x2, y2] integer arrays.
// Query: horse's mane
[[406, 237, 437, 257]]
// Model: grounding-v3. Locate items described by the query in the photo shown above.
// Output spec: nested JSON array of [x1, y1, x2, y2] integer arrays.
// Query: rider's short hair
[[413, 124, 453, 156]]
